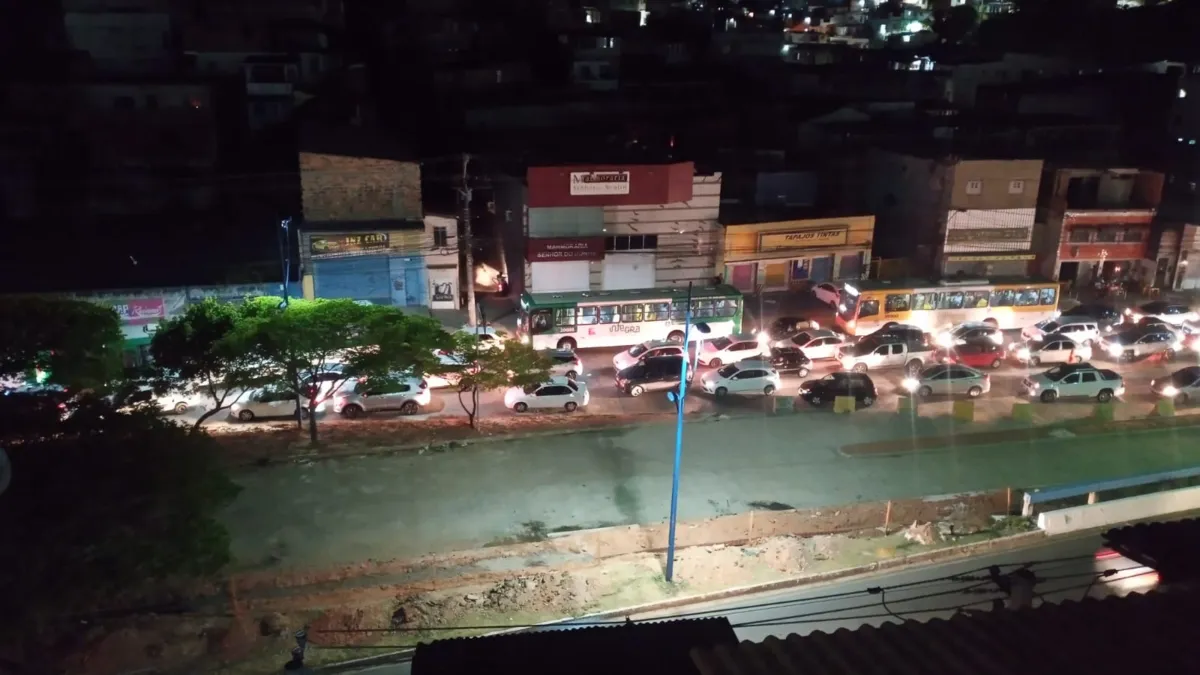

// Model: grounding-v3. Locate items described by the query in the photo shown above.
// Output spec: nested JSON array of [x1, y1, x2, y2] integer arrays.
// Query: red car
[[935, 342, 1006, 369]]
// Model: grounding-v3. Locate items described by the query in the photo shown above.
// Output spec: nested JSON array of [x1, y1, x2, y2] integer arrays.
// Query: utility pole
[[459, 153, 479, 328], [279, 217, 302, 429]]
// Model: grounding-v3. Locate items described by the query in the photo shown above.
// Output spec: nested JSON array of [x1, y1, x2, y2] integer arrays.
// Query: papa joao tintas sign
[[570, 171, 631, 196]]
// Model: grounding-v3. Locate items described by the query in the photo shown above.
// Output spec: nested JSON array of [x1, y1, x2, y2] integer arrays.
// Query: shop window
[[554, 307, 577, 330], [1122, 228, 1145, 243], [1069, 228, 1094, 243], [1015, 289, 1040, 307], [884, 293, 911, 313], [1096, 228, 1120, 243], [605, 235, 658, 251], [620, 303, 644, 322], [1039, 287, 1057, 306], [433, 226, 449, 247], [939, 292, 965, 310], [859, 299, 880, 318], [990, 289, 1015, 307], [964, 290, 990, 308], [912, 292, 937, 311]]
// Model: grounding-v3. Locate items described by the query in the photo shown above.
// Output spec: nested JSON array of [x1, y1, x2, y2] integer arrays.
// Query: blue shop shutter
[[313, 256, 391, 303]]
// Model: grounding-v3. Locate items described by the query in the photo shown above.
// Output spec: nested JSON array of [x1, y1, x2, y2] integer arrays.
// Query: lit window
[[965, 180, 983, 195]]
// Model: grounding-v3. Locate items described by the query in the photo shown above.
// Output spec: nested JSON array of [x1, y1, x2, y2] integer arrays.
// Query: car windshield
[[1036, 319, 1060, 331], [710, 337, 733, 350], [1172, 369, 1199, 385], [791, 332, 814, 345], [1141, 302, 1168, 313], [628, 344, 649, 357], [717, 364, 739, 378]]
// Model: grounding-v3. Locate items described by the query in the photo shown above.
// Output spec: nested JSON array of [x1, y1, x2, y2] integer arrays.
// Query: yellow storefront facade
[[717, 215, 875, 292]]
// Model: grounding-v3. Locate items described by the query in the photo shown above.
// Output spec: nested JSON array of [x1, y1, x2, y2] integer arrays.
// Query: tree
[[0, 401, 240, 657], [226, 298, 451, 441], [0, 297, 124, 392], [932, 4, 979, 44], [446, 332, 552, 429], [149, 298, 260, 432]]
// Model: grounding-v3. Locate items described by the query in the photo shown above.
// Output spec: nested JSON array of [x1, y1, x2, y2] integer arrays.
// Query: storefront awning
[[946, 254, 1036, 263]]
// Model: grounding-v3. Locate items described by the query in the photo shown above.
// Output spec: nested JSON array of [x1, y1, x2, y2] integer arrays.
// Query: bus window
[[621, 304, 644, 322], [554, 307, 577, 330], [646, 302, 670, 321], [1015, 289, 1040, 307], [991, 289, 1015, 307], [859, 298, 880, 318], [912, 293, 937, 311], [670, 301, 688, 321], [1039, 287, 1057, 306], [939, 292, 965, 310], [884, 293, 911, 313], [530, 309, 552, 334], [693, 299, 714, 318], [712, 299, 735, 318], [579, 306, 600, 325], [598, 305, 618, 323], [965, 291, 990, 308]]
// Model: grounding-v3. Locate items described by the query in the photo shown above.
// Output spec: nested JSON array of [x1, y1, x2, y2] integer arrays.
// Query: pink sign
[[113, 298, 166, 325]]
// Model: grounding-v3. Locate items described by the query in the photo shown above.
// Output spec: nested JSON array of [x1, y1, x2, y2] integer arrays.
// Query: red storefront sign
[[527, 237, 606, 262], [1058, 242, 1147, 261], [526, 162, 695, 208], [113, 298, 166, 325]]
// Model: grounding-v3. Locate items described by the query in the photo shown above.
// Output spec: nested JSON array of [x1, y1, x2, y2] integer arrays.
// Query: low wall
[[1037, 485, 1200, 535]]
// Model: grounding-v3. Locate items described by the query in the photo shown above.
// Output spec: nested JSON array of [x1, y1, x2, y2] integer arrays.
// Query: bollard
[[834, 396, 857, 414], [1011, 401, 1034, 423], [1022, 492, 1033, 517], [1153, 397, 1175, 418], [952, 399, 975, 423], [774, 395, 796, 414], [897, 395, 918, 416], [1092, 402, 1116, 422]]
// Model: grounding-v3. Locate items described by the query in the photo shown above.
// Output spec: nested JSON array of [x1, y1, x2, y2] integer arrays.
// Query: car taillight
[[1095, 547, 1120, 561]]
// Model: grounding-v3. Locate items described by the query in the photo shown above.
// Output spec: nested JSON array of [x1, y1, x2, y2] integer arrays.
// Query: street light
[[664, 282, 711, 583]]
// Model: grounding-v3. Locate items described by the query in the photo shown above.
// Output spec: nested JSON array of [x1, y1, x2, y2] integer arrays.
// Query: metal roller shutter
[[602, 253, 655, 290], [313, 256, 391, 303], [531, 261, 590, 293]]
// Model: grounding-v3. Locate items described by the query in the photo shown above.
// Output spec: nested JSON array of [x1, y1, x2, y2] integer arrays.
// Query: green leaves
[[448, 331, 553, 427], [0, 297, 124, 392]]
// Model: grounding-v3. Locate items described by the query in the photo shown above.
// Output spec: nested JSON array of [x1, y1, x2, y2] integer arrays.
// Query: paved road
[[341, 529, 1153, 675]]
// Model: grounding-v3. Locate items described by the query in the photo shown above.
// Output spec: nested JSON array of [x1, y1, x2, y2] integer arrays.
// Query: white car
[[697, 333, 766, 367], [331, 376, 432, 418], [1021, 363, 1124, 403], [936, 321, 1003, 348], [504, 377, 590, 412], [1101, 327, 1182, 362], [1020, 317, 1100, 346], [773, 329, 845, 359], [231, 388, 303, 422], [903, 364, 991, 399], [1126, 301, 1197, 327], [1151, 366, 1200, 405], [458, 325, 506, 350], [423, 350, 468, 389], [613, 341, 686, 372], [543, 348, 585, 380], [813, 282, 841, 307], [1009, 337, 1092, 366], [700, 361, 782, 397]]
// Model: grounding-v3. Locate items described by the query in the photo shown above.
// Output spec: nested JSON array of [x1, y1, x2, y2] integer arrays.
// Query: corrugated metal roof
[[691, 589, 1200, 675], [1105, 518, 1200, 583], [412, 618, 738, 675]]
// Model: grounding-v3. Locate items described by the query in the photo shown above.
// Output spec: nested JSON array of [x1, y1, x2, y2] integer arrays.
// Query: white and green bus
[[516, 285, 745, 351]]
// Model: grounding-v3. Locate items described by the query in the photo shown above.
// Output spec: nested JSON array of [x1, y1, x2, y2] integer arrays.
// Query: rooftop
[[718, 206, 870, 227]]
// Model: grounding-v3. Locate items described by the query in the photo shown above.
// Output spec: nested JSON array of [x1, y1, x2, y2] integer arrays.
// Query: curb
[[312, 529, 1046, 673]]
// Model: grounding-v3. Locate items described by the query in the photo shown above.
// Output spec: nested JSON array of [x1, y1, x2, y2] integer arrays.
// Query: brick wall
[[299, 152, 422, 223]]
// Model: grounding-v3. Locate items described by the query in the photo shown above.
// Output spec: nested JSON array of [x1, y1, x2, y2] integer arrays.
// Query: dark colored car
[[764, 346, 812, 376], [798, 372, 877, 408], [935, 342, 1006, 369], [859, 323, 929, 348], [764, 316, 819, 342], [1061, 303, 1123, 331], [615, 356, 690, 397]]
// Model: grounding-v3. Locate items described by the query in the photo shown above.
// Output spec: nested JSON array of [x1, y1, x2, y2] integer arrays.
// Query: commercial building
[[716, 214, 875, 292], [1035, 167, 1164, 287], [508, 162, 723, 294]]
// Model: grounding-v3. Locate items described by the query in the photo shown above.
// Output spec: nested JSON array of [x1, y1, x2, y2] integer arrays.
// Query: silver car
[[1101, 328, 1182, 361], [903, 364, 991, 399]]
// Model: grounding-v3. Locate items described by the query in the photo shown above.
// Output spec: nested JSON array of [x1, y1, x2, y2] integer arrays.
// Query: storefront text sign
[[113, 298, 166, 325], [760, 228, 848, 250], [947, 254, 1036, 262], [527, 237, 606, 262], [569, 171, 631, 196], [310, 233, 390, 257], [946, 227, 1031, 244]]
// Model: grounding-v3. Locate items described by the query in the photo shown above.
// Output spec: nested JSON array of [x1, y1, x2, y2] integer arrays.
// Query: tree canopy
[[0, 297, 124, 391], [446, 332, 551, 428]]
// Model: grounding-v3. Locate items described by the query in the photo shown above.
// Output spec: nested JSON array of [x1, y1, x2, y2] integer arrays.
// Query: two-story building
[[717, 212, 875, 292], [500, 162, 722, 296], [1035, 167, 1165, 287]]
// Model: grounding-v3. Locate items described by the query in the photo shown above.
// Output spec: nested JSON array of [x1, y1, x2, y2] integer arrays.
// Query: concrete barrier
[[834, 396, 856, 414], [1153, 398, 1175, 418], [1093, 402, 1116, 422], [897, 396, 917, 415], [1036, 484, 1200, 535], [952, 399, 975, 423], [1011, 402, 1034, 422]]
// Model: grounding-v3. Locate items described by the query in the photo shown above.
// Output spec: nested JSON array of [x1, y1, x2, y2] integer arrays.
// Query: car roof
[[637, 339, 679, 348], [733, 359, 775, 369], [797, 329, 837, 339], [543, 376, 579, 386], [953, 321, 995, 329], [1176, 365, 1200, 377], [727, 332, 760, 341]]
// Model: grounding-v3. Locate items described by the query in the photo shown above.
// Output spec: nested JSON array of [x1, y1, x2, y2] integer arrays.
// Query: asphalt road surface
[[339, 528, 1158, 675]]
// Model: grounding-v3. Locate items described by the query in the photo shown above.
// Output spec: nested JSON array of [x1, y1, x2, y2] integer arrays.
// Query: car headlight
[[1132, 313, 1143, 322], [936, 333, 953, 347], [989, 333, 1003, 344], [1029, 381, 1040, 389], [902, 378, 919, 392], [1107, 344, 1123, 356], [1018, 348, 1030, 359], [1162, 385, 1179, 397], [1174, 341, 1184, 351]]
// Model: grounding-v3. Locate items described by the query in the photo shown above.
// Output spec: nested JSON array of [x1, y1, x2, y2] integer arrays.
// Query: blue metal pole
[[665, 282, 693, 583]]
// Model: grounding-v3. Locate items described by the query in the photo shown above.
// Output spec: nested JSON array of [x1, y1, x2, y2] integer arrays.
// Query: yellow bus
[[834, 278, 1061, 336]]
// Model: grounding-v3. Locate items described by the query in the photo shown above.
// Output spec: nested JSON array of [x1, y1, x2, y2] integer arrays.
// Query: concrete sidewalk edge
[[312, 529, 1047, 673]]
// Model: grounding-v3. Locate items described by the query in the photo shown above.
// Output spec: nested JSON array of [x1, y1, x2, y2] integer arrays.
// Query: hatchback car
[[798, 372, 877, 408], [936, 321, 1003, 348], [775, 329, 845, 359], [1010, 337, 1091, 366], [231, 387, 302, 422], [1127, 301, 1197, 326], [1151, 366, 1200, 405], [761, 316, 820, 344], [700, 361, 782, 397], [1060, 303, 1123, 332], [613, 340, 686, 372], [1101, 327, 1181, 362], [504, 377, 590, 412], [542, 348, 584, 380], [935, 342, 1006, 369], [698, 333, 765, 368], [332, 376, 432, 418], [858, 323, 929, 347], [813, 282, 841, 307], [764, 346, 812, 377], [904, 364, 991, 399], [615, 356, 689, 397], [1021, 317, 1100, 346]]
